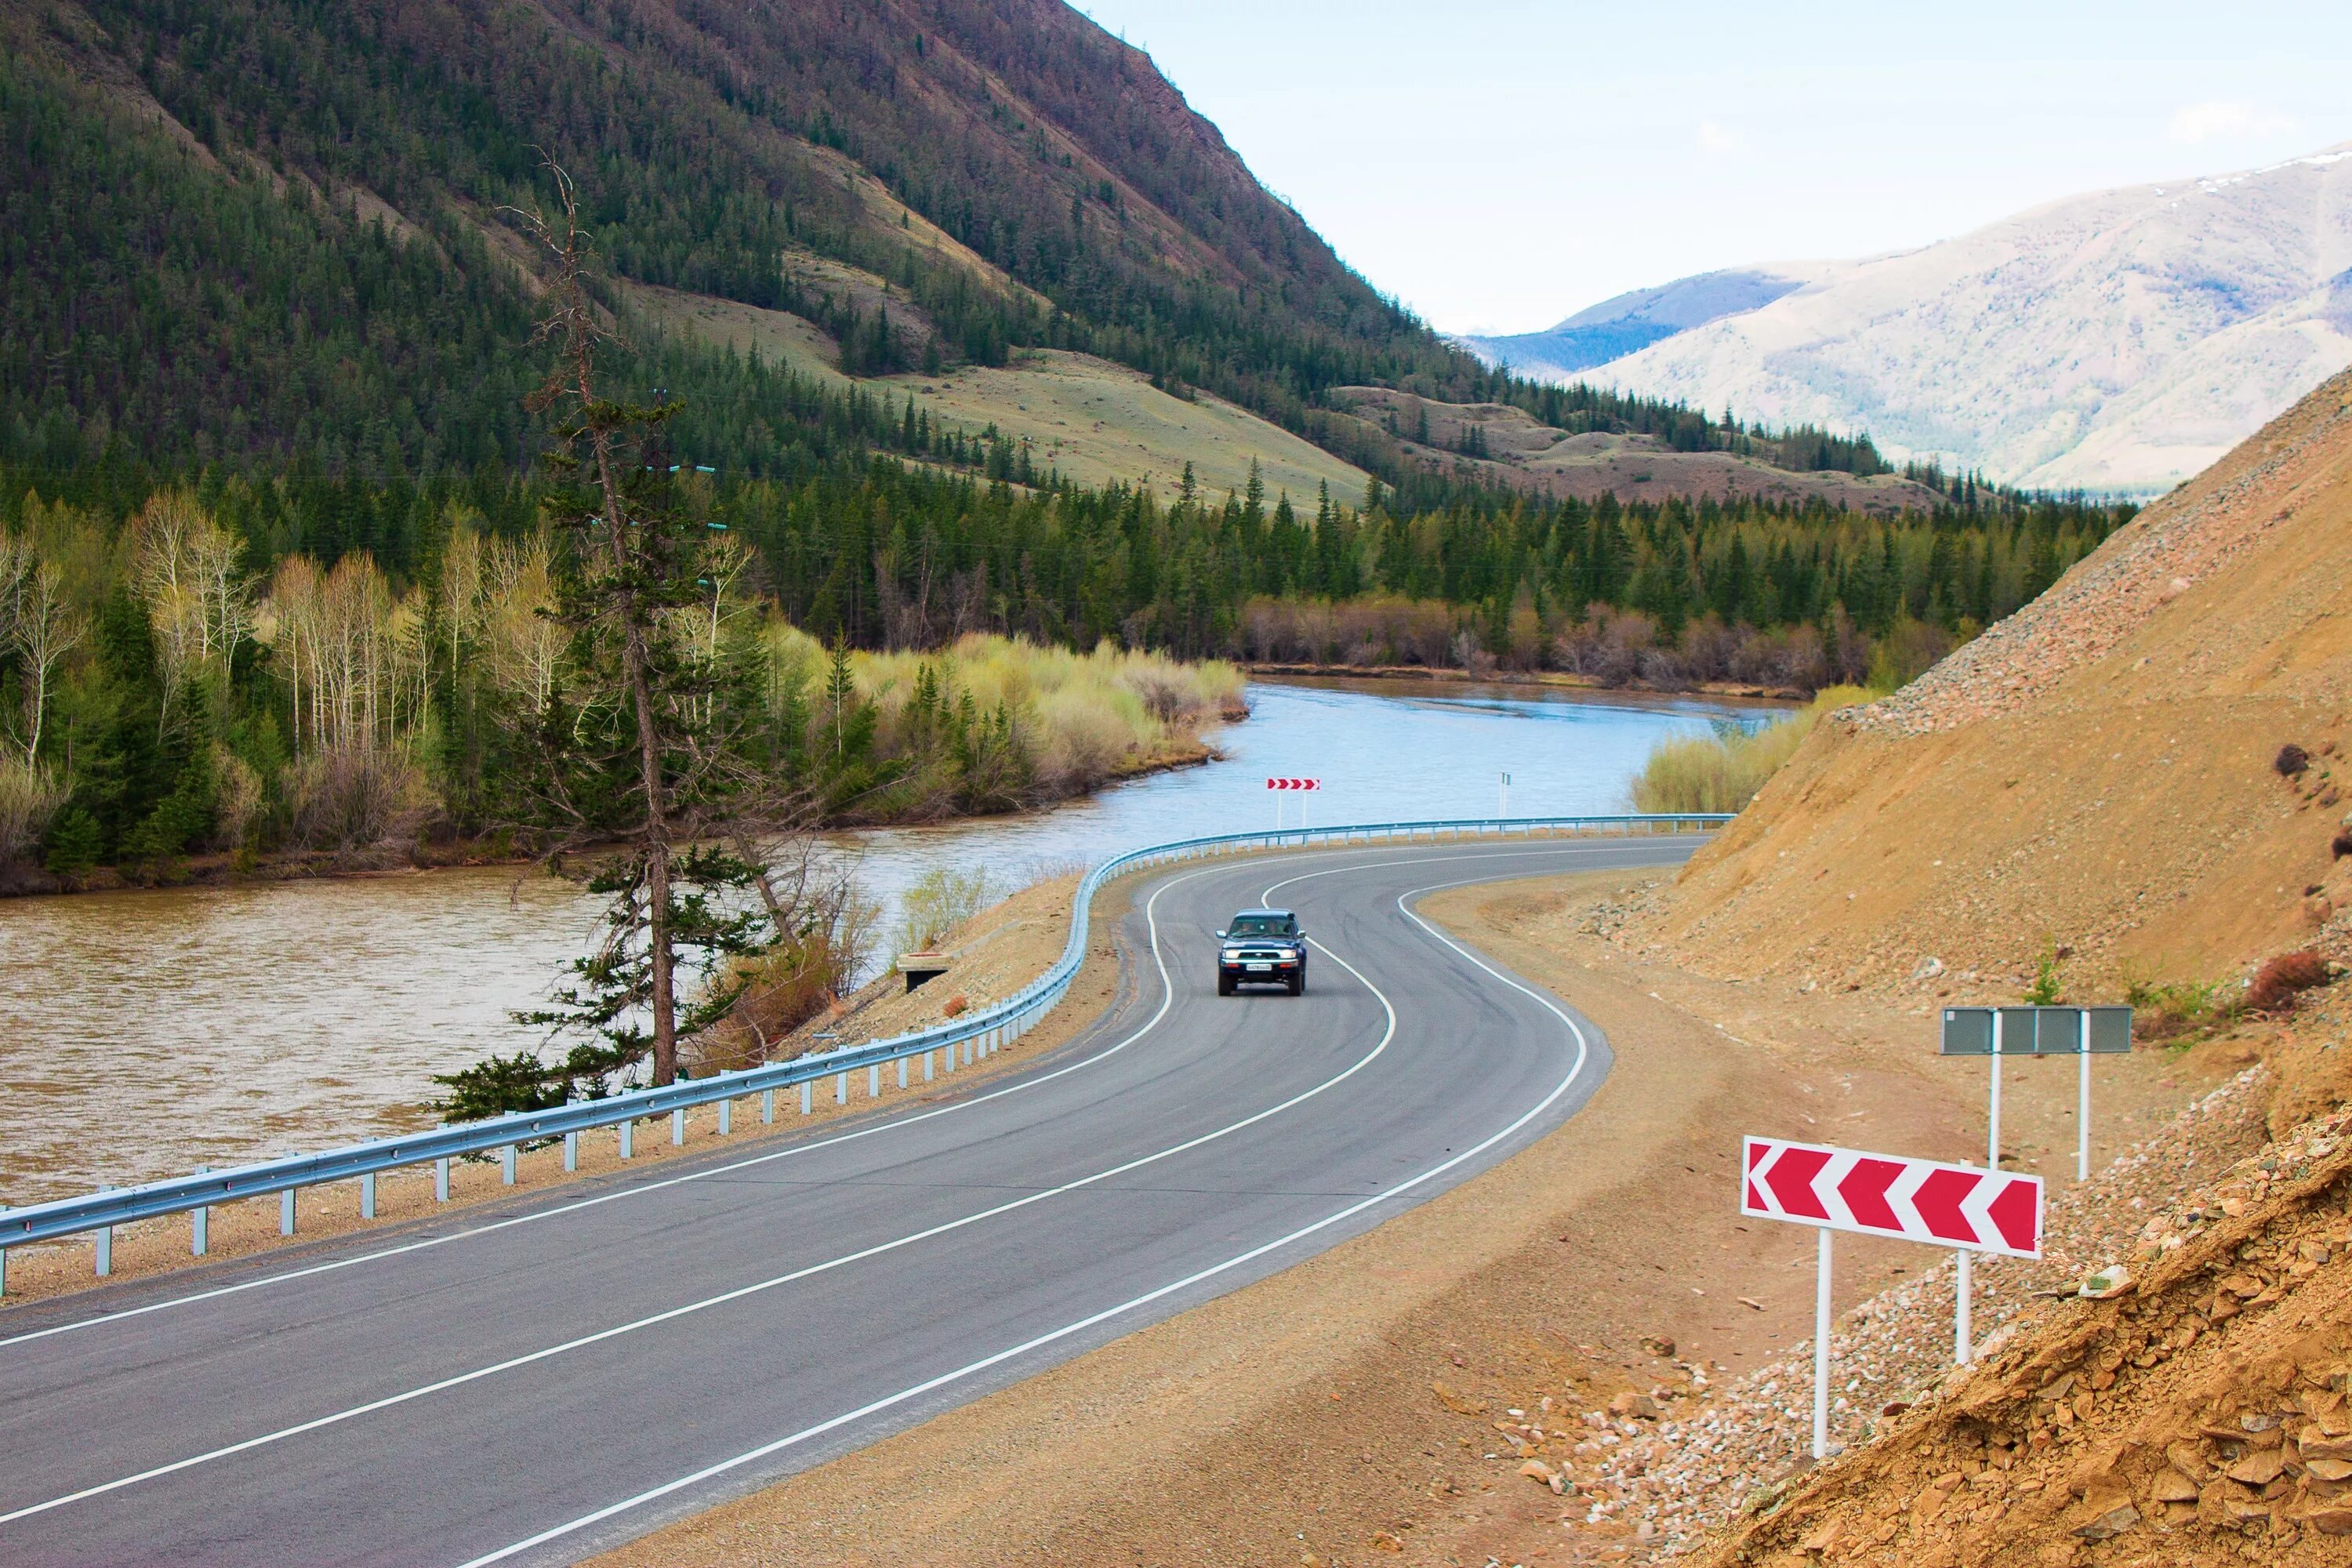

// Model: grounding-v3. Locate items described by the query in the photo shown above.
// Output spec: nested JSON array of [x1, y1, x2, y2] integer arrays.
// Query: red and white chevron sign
[[1265, 777, 1321, 791], [1741, 1137, 2043, 1259]]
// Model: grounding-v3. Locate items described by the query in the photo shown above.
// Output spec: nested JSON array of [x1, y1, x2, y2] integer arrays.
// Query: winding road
[[0, 837, 1704, 1566]]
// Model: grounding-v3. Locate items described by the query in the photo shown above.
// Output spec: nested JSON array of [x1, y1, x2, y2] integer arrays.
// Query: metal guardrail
[[0, 813, 1728, 1290]]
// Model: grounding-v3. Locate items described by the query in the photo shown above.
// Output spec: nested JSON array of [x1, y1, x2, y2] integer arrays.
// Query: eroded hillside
[[1648, 366, 2352, 996]]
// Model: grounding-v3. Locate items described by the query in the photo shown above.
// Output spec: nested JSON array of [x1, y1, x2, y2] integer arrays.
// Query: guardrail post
[[280, 1189, 296, 1236], [619, 1120, 633, 1160], [0, 1247, 7, 1297], [761, 1088, 775, 1123], [361, 1172, 376, 1219], [835, 1070, 848, 1105], [718, 1098, 732, 1136], [800, 1080, 813, 1114], [671, 1108, 685, 1146], [194, 1167, 210, 1256], [501, 1145, 517, 1185], [564, 1131, 579, 1171], [924, 1050, 935, 1082], [897, 1056, 908, 1090], [868, 1063, 880, 1098], [96, 1189, 113, 1276], [436, 1157, 451, 1200]]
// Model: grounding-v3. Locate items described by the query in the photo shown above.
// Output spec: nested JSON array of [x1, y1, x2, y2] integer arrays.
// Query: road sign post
[[1742, 1135, 2044, 1454], [1940, 1006, 2130, 1178], [1266, 777, 1320, 832], [1938, 1005, 2125, 1347]]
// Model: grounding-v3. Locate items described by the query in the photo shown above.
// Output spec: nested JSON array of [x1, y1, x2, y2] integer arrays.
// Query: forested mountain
[[4, 0, 1947, 501], [2, 0, 1489, 479]]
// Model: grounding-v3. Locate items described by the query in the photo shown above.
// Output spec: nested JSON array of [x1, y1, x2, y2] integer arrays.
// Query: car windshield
[[1228, 914, 1295, 937]]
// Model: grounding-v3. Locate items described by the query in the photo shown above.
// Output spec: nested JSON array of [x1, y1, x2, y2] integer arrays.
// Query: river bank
[[0, 734, 1221, 902], [0, 678, 1779, 1211], [0, 869, 1131, 1307], [1246, 662, 1809, 702]]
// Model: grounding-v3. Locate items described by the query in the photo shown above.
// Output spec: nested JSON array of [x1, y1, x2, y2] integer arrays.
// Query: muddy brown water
[[0, 677, 1782, 1208]]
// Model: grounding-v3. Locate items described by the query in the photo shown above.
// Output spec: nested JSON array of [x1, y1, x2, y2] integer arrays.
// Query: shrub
[[1035, 685, 1140, 789], [894, 866, 993, 956], [2122, 974, 2238, 1041], [2331, 829, 2351, 858], [2024, 942, 2067, 1005], [2276, 743, 2310, 778], [43, 806, 103, 876], [1629, 684, 1874, 813], [0, 754, 67, 866], [289, 748, 423, 849], [2247, 949, 2333, 1014]]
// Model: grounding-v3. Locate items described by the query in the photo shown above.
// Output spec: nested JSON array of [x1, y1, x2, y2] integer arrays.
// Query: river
[[0, 677, 1778, 1207]]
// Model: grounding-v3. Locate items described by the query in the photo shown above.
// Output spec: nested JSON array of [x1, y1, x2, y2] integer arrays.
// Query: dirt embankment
[[1457, 365, 2352, 1568], [1650, 365, 2352, 999]]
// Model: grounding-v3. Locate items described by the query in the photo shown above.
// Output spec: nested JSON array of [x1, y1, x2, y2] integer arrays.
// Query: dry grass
[[826, 630, 1244, 786], [891, 349, 1367, 503], [1629, 684, 1875, 813]]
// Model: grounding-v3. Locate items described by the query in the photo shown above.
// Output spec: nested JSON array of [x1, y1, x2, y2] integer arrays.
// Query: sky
[[1073, 1, 2352, 336]]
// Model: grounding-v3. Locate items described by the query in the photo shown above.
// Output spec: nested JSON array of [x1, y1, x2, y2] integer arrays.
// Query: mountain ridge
[[1456, 264, 1821, 379], [1472, 144, 2352, 495], [0, 0, 1486, 478]]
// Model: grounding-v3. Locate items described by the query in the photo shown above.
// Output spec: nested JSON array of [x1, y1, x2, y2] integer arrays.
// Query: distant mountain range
[[1461, 267, 1821, 377], [1459, 146, 2352, 494]]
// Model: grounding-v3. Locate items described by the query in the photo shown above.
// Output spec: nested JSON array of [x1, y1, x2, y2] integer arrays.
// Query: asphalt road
[[0, 837, 1704, 1567]]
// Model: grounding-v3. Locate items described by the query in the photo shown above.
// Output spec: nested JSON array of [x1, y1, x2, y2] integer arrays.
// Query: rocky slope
[[1487, 147, 2352, 493], [1646, 365, 2352, 996], [1513, 358, 2352, 1568]]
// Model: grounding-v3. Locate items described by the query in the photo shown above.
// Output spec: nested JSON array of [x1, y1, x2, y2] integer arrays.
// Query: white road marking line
[[0, 872, 1404, 1530], [452, 855, 1602, 1567]]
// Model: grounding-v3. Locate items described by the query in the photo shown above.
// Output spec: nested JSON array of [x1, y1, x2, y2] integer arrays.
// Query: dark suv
[[1216, 909, 1307, 996]]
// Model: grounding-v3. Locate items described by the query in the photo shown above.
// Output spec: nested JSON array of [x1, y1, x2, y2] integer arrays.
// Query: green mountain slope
[[1, 0, 1483, 478]]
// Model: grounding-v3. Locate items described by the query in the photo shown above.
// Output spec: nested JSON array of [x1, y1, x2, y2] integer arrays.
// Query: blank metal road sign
[[1940, 1005, 2131, 1055]]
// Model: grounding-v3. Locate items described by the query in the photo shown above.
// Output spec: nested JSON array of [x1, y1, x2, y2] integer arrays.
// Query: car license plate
[[1247, 963, 1271, 973]]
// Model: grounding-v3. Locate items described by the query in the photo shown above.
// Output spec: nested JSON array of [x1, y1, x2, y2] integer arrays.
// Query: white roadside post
[[1499, 771, 1511, 817], [1937, 1004, 2131, 1363], [1988, 1009, 2003, 1169], [1812, 1226, 1832, 1455], [1744, 1135, 2044, 1457], [2079, 1011, 2093, 1180]]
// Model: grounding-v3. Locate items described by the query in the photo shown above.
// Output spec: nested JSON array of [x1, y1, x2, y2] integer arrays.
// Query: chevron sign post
[[1740, 1136, 2043, 1458], [1266, 777, 1320, 830]]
